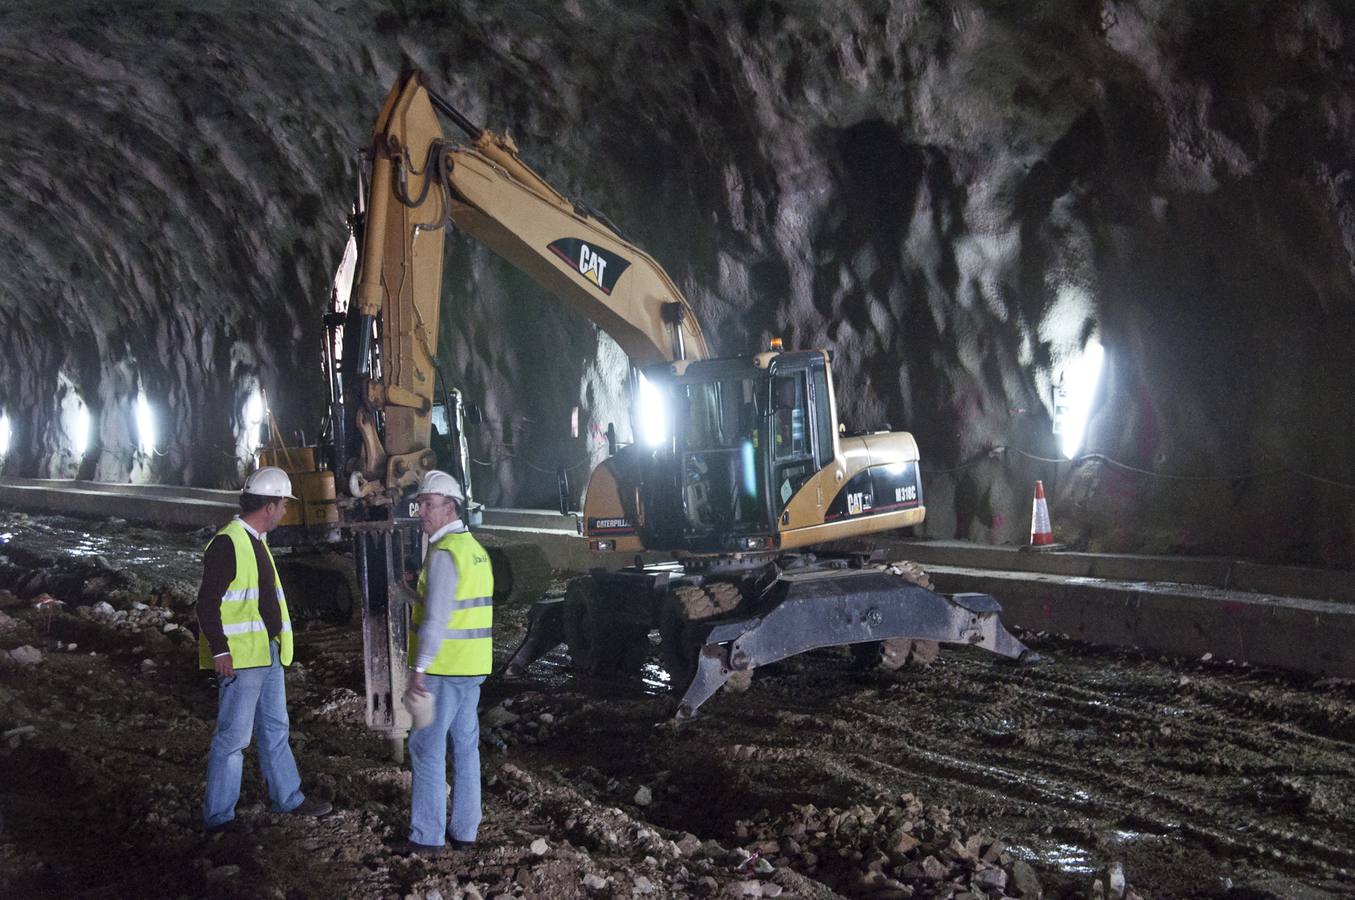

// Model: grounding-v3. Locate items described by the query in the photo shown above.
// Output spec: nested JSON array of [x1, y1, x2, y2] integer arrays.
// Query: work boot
[[287, 797, 333, 818], [204, 818, 252, 835], [388, 839, 446, 857]]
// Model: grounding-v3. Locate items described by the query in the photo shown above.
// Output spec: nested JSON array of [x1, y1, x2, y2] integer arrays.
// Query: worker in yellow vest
[[196, 466, 332, 833], [390, 470, 494, 856]]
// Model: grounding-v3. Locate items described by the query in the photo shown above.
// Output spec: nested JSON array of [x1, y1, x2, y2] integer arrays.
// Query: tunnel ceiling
[[2, 0, 1354, 565]]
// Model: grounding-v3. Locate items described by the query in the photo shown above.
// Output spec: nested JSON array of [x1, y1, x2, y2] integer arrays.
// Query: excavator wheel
[[275, 552, 358, 624], [851, 560, 940, 671], [483, 540, 553, 607], [562, 576, 649, 678], [659, 582, 753, 695]]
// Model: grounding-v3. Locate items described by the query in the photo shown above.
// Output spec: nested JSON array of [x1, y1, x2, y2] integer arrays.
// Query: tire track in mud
[[844, 715, 1355, 881], [742, 646, 1355, 885]]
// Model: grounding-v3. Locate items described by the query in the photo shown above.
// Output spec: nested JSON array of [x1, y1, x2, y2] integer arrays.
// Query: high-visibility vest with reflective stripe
[[197, 519, 294, 670], [409, 530, 494, 675]]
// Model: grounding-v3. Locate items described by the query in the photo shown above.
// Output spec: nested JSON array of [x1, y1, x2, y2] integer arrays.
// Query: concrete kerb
[[0, 482, 233, 529], [886, 538, 1355, 606], [928, 565, 1355, 680]]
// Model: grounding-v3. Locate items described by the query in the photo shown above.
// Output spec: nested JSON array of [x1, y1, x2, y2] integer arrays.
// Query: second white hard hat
[[403, 687, 434, 730], [243, 466, 297, 499], [417, 469, 464, 501]]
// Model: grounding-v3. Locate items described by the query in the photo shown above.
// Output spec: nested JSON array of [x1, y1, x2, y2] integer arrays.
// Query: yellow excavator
[[292, 70, 1036, 743]]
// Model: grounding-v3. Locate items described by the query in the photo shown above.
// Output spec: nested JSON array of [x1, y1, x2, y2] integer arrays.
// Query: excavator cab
[[634, 350, 837, 554], [583, 344, 930, 557]]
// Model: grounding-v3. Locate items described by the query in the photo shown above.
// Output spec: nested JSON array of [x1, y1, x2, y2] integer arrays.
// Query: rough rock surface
[[2, 2, 1354, 564]]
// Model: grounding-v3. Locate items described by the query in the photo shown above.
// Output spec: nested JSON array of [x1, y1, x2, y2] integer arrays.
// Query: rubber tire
[[485, 542, 553, 607], [852, 638, 914, 671], [659, 584, 754, 696], [853, 560, 939, 670], [275, 553, 357, 624], [562, 577, 649, 678], [658, 589, 704, 694]]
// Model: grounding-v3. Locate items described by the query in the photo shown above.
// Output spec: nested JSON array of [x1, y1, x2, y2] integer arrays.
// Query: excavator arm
[[349, 74, 446, 493]]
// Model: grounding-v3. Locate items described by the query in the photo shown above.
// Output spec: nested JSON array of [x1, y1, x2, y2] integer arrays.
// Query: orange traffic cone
[[1027, 480, 1060, 550]]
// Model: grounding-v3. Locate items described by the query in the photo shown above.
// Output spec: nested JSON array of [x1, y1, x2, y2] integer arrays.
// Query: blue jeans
[[408, 674, 485, 845], [202, 641, 305, 827]]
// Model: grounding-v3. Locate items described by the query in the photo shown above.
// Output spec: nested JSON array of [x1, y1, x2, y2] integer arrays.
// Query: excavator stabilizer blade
[[673, 569, 1038, 718], [675, 642, 735, 720]]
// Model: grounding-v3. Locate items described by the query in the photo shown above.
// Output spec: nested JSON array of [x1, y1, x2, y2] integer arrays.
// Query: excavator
[[282, 69, 1036, 749]]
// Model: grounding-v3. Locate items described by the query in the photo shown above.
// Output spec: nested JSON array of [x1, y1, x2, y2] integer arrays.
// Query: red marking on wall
[[947, 391, 986, 424], [1105, 469, 1138, 501], [1222, 601, 1244, 617], [1041, 601, 1054, 620]]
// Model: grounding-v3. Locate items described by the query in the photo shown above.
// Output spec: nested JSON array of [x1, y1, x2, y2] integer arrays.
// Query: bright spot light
[[637, 373, 669, 447], [73, 407, 90, 457], [241, 389, 266, 457], [0, 414, 9, 456], [1055, 341, 1104, 459], [245, 391, 264, 427], [135, 393, 155, 455]]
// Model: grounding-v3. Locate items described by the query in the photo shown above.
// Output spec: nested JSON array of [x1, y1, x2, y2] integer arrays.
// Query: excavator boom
[[346, 71, 710, 499]]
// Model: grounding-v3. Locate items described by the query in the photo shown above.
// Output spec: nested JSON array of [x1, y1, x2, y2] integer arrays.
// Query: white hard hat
[[417, 469, 464, 502], [403, 687, 434, 730], [243, 466, 297, 499]]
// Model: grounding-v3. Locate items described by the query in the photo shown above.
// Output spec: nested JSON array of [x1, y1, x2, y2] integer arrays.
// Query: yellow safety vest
[[409, 530, 494, 675], [197, 519, 294, 670]]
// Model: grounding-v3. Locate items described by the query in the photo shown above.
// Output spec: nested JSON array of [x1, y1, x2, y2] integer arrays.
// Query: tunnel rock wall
[[1, 0, 1353, 564]]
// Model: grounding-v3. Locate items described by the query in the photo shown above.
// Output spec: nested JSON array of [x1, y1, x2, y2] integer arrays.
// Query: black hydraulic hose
[[425, 87, 483, 141], [423, 80, 634, 247]]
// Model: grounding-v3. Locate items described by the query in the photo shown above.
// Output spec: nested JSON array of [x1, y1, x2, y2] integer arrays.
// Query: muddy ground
[[0, 510, 1352, 899]]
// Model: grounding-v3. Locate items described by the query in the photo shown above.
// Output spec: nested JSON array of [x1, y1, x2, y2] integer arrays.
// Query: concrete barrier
[[0, 478, 234, 528], [928, 565, 1355, 679]]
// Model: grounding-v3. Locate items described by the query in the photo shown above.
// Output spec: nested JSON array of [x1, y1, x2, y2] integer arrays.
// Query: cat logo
[[578, 243, 607, 287], [547, 238, 631, 295], [846, 491, 872, 516]]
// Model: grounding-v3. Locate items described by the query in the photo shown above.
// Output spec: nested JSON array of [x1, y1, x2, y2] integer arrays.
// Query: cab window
[[772, 373, 808, 460], [770, 371, 813, 512], [810, 366, 834, 468]]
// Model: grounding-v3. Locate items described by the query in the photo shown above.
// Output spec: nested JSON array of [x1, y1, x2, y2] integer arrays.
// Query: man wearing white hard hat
[[196, 466, 332, 833], [390, 469, 494, 856]]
